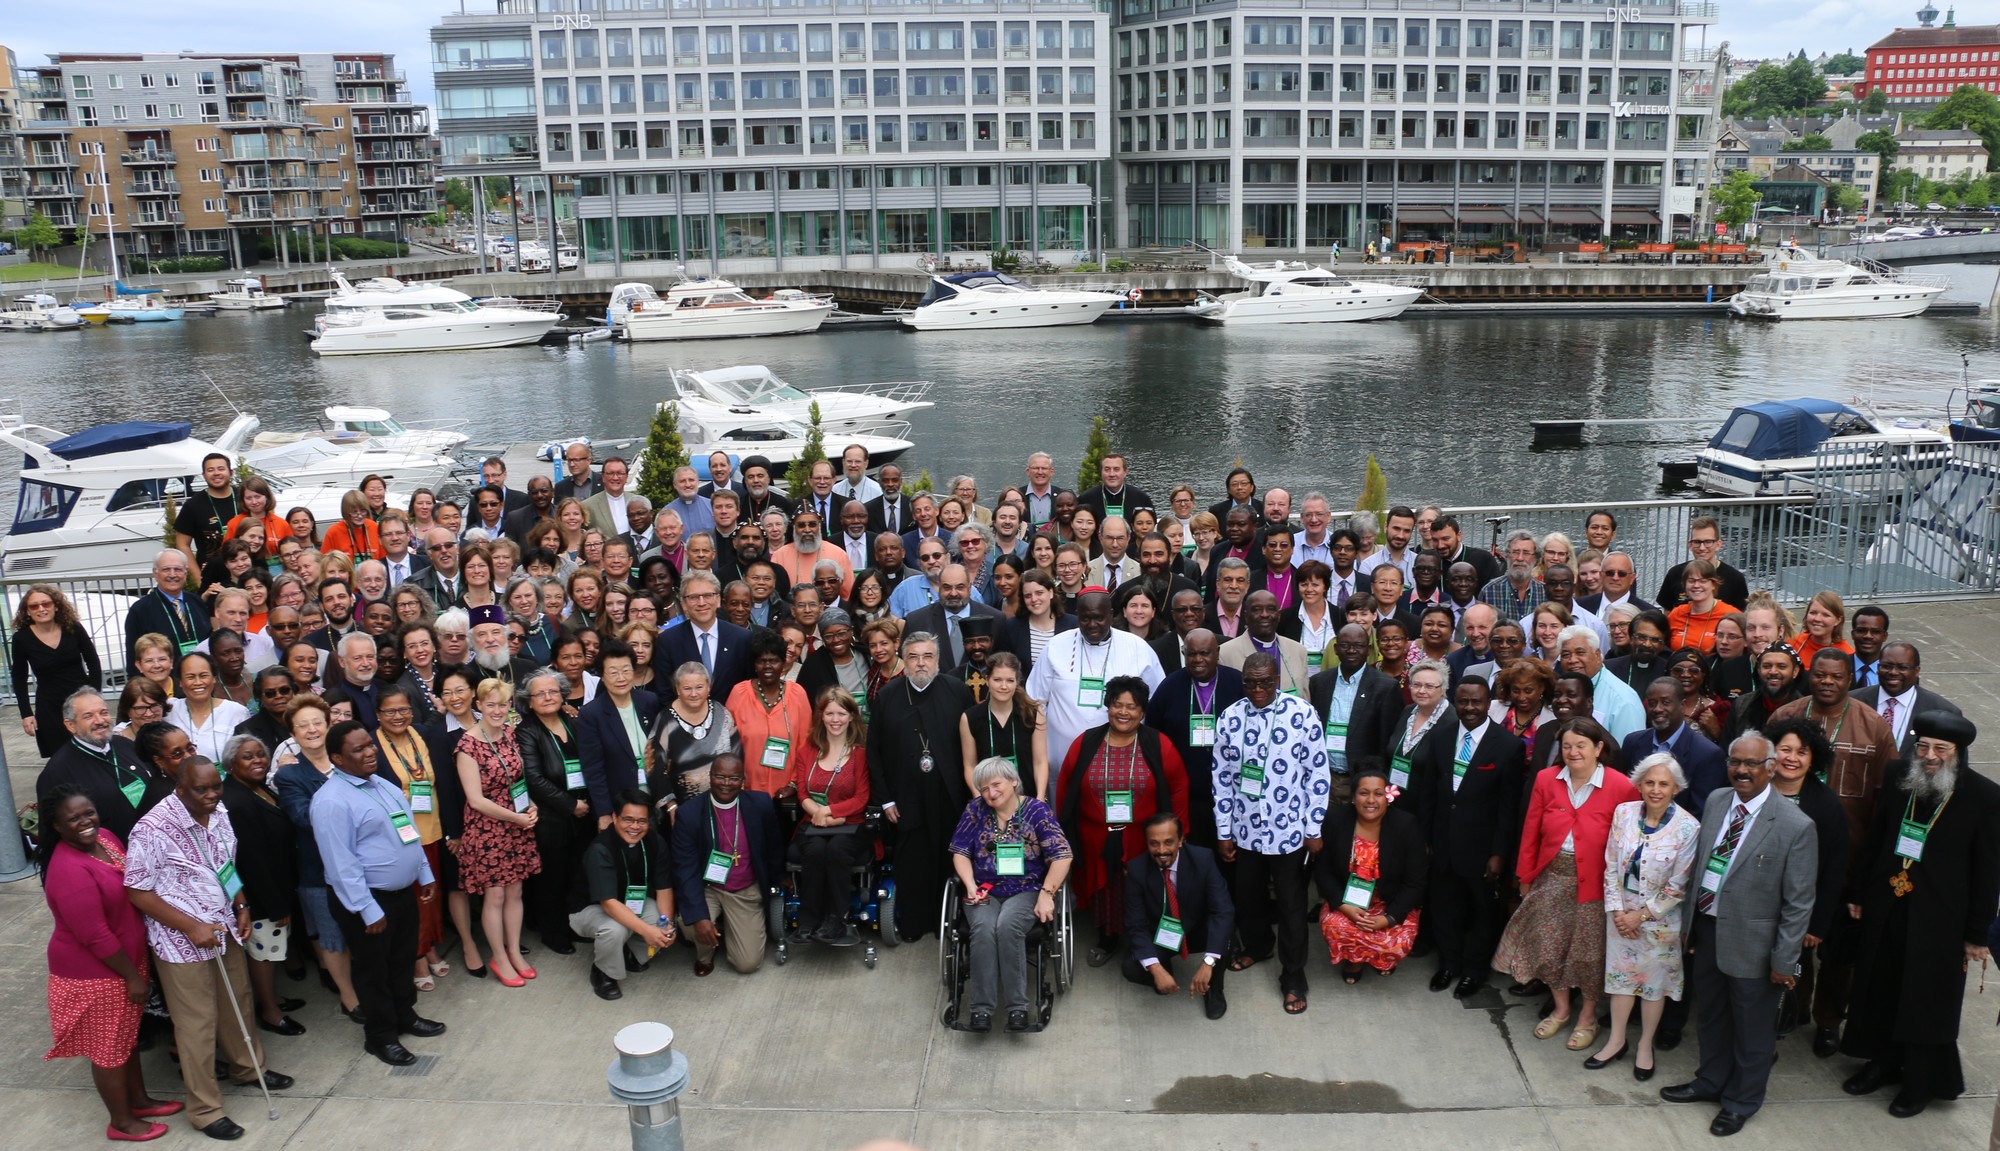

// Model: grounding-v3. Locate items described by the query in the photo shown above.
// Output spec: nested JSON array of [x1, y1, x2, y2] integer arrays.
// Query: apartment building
[[13, 51, 434, 267], [432, 0, 1112, 272], [1858, 9, 2000, 106], [0, 47, 24, 231], [1111, 0, 1723, 251], [1714, 113, 1888, 210]]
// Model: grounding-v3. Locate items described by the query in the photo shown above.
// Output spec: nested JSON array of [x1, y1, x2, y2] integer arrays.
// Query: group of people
[[23, 444, 1998, 1140]]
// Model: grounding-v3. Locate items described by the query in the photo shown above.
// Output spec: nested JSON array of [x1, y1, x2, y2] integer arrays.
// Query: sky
[[0, 0, 1962, 109]]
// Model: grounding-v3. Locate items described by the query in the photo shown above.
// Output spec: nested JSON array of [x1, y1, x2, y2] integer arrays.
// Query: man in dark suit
[[577, 640, 661, 821], [1661, 730, 1817, 1137], [1122, 812, 1234, 1019], [654, 571, 752, 700], [1428, 515, 1502, 589], [1078, 453, 1155, 524], [503, 475, 556, 544], [670, 753, 784, 975], [1206, 466, 1257, 523], [832, 500, 879, 575], [1151, 589, 1205, 676], [409, 528, 465, 606], [1622, 677, 1729, 816], [124, 548, 211, 674], [1202, 508, 1264, 601], [1008, 451, 1072, 534], [1145, 630, 1243, 848], [738, 454, 794, 522], [696, 449, 749, 504], [479, 457, 532, 517], [795, 458, 852, 537], [551, 443, 599, 503], [902, 564, 1004, 669], [865, 463, 915, 536], [1850, 641, 1962, 759], [1414, 678, 1527, 998], [1307, 623, 1403, 804], [1576, 549, 1656, 618], [36, 687, 170, 844]]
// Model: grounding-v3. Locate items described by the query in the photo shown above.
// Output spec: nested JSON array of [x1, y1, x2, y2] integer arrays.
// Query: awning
[[1546, 207, 1603, 225], [1395, 207, 1454, 225], [1517, 207, 1546, 226], [1611, 207, 1662, 226], [1456, 207, 1515, 225]]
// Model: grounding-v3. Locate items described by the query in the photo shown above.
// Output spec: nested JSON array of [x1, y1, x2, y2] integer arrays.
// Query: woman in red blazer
[[1493, 717, 1636, 1053], [787, 686, 873, 945]]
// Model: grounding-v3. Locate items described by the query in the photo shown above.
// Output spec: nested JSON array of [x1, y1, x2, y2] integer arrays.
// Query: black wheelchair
[[771, 855, 898, 969], [937, 877, 1073, 1033]]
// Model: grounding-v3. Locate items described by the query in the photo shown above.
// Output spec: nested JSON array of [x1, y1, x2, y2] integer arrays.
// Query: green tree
[[15, 211, 59, 260], [1794, 133, 1833, 151], [1862, 87, 1890, 114], [1722, 59, 1829, 118], [634, 402, 690, 509], [1354, 455, 1388, 516], [442, 177, 475, 217], [1831, 184, 1866, 213], [1076, 416, 1111, 492], [1854, 129, 1899, 162], [1783, 54, 1829, 107], [1714, 169, 1763, 231], [1823, 52, 1865, 75], [908, 469, 935, 493], [782, 400, 828, 497], [1923, 84, 2000, 163]]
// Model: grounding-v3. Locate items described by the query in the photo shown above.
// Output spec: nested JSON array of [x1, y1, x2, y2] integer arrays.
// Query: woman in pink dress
[[1314, 767, 1427, 983]]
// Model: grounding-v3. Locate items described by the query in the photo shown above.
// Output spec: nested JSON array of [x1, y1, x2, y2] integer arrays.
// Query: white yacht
[[1727, 256, 1948, 320], [239, 436, 463, 493], [0, 293, 84, 332], [901, 271, 1123, 331], [210, 278, 287, 311], [0, 411, 348, 580], [1185, 257, 1425, 325], [657, 397, 913, 477], [102, 294, 185, 322], [318, 405, 470, 455], [311, 273, 561, 356], [670, 365, 932, 434], [1692, 398, 1952, 497], [606, 279, 834, 341]]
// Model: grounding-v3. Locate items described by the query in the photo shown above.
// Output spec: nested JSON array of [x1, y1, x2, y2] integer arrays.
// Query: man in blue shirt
[[311, 720, 445, 1067]]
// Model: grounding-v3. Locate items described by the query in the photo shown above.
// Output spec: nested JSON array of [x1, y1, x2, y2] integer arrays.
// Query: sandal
[[427, 959, 451, 977], [1228, 954, 1260, 973], [1341, 964, 1362, 985], [414, 975, 436, 993], [1566, 1024, 1600, 1051], [1534, 1013, 1574, 1041], [1283, 991, 1309, 1015]]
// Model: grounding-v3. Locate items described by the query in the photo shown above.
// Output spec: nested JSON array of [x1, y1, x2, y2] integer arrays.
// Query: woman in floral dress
[[455, 677, 541, 987]]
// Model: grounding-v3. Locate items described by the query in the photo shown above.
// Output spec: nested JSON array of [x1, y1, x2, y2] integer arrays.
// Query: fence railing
[[0, 575, 154, 708], [1782, 438, 2000, 601]]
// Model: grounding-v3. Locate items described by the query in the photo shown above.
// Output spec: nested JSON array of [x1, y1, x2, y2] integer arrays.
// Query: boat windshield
[[13, 478, 78, 533], [1971, 398, 2000, 430], [711, 373, 808, 405], [343, 417, 409, 435]]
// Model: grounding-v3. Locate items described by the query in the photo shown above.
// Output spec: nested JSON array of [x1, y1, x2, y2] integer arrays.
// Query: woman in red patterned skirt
[[455, 677, 542, 988], [1314, 767, 1427, 983], [40, 786, 183, 1142]]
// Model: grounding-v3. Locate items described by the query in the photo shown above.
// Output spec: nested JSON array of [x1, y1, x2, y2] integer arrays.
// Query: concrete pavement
[[5, 598, 2000, 1150]]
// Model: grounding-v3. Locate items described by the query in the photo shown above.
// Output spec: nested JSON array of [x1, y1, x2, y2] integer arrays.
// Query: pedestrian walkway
[[4, 599, 1997, 1150]]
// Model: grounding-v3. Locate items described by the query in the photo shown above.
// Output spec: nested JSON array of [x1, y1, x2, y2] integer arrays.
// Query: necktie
[[1882, 695, 1897, 732], [1695, 803, 1749, 916], [819, 497, 830, 524], [947, 614, 962, 665], [1337, 578, 1351, 606], [1163, 866, 1187, 957], [391, 561, 406, 585], [1459, 731, 1473, 762], [886, 505, 898, 534], [700, 631, 713, 673]]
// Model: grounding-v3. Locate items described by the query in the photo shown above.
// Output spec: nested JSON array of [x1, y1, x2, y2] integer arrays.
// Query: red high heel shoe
[[517, 964, 537, 980], [493, 968, 526, 988], [106, 1122, 168, 1142]]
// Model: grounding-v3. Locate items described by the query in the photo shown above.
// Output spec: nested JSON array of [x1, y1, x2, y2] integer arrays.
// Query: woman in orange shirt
[[319, 489, 385, 560], [224, 476, 290, 565], [725, 627, 813, 801], [1666, 559, 1738, 654], [1788, 590, 1853, 669]]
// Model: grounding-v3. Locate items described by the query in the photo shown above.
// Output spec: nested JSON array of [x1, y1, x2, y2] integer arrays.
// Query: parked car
[[0, 242, 13, 255], [1926, 201, 1947, 211]]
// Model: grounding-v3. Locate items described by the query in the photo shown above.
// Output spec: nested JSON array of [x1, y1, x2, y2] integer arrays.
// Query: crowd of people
[[21, 444, 2000, 1140]]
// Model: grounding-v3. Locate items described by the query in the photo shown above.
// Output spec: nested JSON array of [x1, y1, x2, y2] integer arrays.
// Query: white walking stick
[[211, 931, 279, 1121]]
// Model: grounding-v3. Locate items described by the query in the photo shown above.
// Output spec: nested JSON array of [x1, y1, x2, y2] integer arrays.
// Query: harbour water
[[2, 306, 1996, 513]]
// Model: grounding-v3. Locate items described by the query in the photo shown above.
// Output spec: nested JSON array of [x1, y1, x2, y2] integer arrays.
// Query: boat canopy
[[48, 421, 192, 460], [1706, 399, 1871, 460], [916, 271, 1026, 308], [113, 281, 163, 296]]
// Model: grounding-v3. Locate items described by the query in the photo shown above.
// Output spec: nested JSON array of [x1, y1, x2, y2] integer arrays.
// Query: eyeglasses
[[260, 686, 295, 698], [378, 706, 415, 718], [427, 543, 456, 552]]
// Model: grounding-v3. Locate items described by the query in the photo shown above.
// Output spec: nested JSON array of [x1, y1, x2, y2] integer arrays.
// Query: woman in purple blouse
[[949, 756, 1072, 1034]]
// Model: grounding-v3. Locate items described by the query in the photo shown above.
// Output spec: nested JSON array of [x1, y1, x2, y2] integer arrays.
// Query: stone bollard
[[607, 1021, 691, 1151]]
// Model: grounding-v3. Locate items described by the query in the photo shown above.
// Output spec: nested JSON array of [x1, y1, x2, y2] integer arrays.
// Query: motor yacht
[[655, 397, 913, 478], [0, 293, 84, 332], [606, 279, 834, 341], [310, 273, 561, 356], [210, 278, 287, 311], [670, 365, 932, 434], [239, 436, 463, 493], [317, 405, 471, 455], [1727, 257, 1948, 320], [1692, 398, 1952, 497], [1185, 257, 1425, 325], [900, 271, 1123, 331]]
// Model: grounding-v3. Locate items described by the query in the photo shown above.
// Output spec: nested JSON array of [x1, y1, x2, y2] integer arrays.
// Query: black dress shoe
[[1888, 1091, 1930, 1118], [1812, 1026, 1840, 1058], [1508, 979, 1547, 997], [401, 1018, 446, 1039], [339, 1004, 366, 1026], [625, 950, 653, 973], [257, 1016, 306, 1037], [1654, 1028, 1682, 1051], [1086, 946, 1114, 968], [1005, 1009, 1031, 1032], [1633, 1060, 1655, 1083], [277, 997, 306, 1012], [1205, 991, 1228, 1021], [1429, 968, 1459, 992], [1584, 1044, 1627, 1070], [544, 939, 576, 956], [1709, 1110, 1749, 1137], [967, 1010, 992, 1033], [199, 1117, 245, 1141], [1659, 1082, 1720, 1104], [592, 967, 623, 1001], [254, 1071, 294, 1092], [1453, 975, 1485, 999], [1842, 1061, 1901, 1096], [366, 1042, 418, 1067]]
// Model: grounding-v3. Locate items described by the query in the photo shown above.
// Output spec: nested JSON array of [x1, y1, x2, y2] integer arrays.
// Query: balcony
[[1524, 138, 1549, 150], [1371, 45, 1397, 57], [1528, 46, 1552, 59], [1527, 93, 1550, 104], [26, 150, 73, 168], [678, 99, 704, 112], [130, 210, 185, 227], [842, 141, 869, 152], [20, 117, 72, 132], [124, 180, 180, 196], [842, 95, 869, 108], [121, 150, 177, 165], [839, 49, 867, 62], [1006, 138, 1032, 150], [1369, 138, 1394, 148], [225, 176, 339, 192], [226, 204, 333, 224], [353, 117, 427, 136], [680, 144, 707, 158], [1681, 47, 1719, 63], [1371, 91, 1396, 103], [226, 145, 327, 163], [24, 182, 75, 197]]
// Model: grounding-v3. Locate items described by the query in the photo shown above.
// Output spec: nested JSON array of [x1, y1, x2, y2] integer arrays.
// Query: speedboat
[[210, 278, 287, 310], [1950, 382, 2000, 444], [102, 295, 185, 323], [319, 405, 470, 454], [1693, 398, 1952, 497], [0, 410, 347, 581], [310, 272, 561, 355], [239, 435, 463, 492], [607, 279, 834, 341], [0, 293, 84, 332], [900, 271, 1122, 331], [658, 397, 912, 478], [1185, 257, 1424, 325], [1727, 257, 1948, 320], [670, 365, 932, 434]]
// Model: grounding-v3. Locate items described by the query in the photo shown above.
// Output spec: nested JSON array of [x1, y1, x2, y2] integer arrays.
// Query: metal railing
[[0, 575, 154, 707], [1780, 439, 2000, 601]]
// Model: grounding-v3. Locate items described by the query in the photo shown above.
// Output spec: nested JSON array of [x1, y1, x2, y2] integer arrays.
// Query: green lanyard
[[75, 739, 147, 808], [1806, 698, 1848, 749], [987, 708, 1018, 767], [807, 751, 845, 806]]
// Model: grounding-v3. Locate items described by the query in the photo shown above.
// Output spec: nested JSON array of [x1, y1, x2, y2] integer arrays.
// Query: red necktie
[[1164, 867, 1187, 957]]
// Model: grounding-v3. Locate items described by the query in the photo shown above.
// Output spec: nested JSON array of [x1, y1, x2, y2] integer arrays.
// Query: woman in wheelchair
[[949, 757, 1073, 1032], [787, 686, 871, 946]]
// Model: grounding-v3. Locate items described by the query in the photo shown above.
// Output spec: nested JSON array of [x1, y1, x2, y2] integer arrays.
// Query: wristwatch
[[1202, 955, 1217, 967]]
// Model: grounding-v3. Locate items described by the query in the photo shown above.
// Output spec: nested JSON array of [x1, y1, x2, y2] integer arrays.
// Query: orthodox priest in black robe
[[868, 631, 971, 942]]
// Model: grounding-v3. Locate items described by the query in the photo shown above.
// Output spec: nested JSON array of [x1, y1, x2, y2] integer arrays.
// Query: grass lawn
[[0, 262, 84, 283]]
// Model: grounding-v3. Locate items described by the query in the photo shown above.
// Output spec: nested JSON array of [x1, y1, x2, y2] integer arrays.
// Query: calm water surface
[[3, 305, 1996, 511]]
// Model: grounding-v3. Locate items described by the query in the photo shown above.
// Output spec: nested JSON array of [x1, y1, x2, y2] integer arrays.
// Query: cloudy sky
[[0, 0, 1951, 109]]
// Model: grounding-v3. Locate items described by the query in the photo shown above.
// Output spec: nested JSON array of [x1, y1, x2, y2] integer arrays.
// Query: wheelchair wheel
[[937, 882, 962, 991], [1055, 886, 1075, 994], [877, 892, 898, 948], [765, 891, 787, 946]]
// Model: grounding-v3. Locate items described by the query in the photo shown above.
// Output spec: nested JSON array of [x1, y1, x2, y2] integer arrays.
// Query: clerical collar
[[712, 794, 740, 810]]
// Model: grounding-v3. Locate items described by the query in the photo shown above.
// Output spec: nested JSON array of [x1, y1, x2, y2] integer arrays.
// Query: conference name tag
[[1154, 914, 1184, 951], [562, 755, 585, 791], [1896, 819, 1929, 862], [177, 639, 199, 657], [1307, 649, 1323, 670], [509, 779, 531, 813], [1325, 721, 1348, 753], [996, 842, 1026, 877], [1078, 677, 1106, 709], [1105, 789, 1134, 825], [1240, 761, 1266, 799], [118, 775, 148, 809], [1189, 715, 1216, 748], [1389, 755, 1412, 790], [1341, 875, 1376, 910], [216, 860, 244, 901], [761, 737, 791, 770], [704, 849, 734, 884], [409, 781, 434, 813], [624, 884, 647, 916], [1700, 854, 1728, 893], [389, 810, 419, 845], [1452, 757, 1471, 787]]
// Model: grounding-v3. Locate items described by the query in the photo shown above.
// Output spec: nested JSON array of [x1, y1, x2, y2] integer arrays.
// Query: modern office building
[[13, 50, 434, 268], [1857, 7, 2000, 106], [431, 0, 1112, 272], [1110, 0, 1723, 250]]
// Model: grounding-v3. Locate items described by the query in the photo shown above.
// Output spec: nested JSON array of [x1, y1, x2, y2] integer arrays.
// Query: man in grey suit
[[1849, 641, 1962, 759], [1660, 730, 1818, 1138]]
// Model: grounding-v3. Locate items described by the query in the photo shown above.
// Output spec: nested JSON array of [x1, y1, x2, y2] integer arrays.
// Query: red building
[[1858, 16, 2000, 105]]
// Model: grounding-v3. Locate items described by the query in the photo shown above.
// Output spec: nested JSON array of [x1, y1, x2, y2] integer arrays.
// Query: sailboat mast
[[96, 149, 119, 284]]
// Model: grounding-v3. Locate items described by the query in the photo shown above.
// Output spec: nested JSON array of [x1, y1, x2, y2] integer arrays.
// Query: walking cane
[[211, 928, 280, 1122]]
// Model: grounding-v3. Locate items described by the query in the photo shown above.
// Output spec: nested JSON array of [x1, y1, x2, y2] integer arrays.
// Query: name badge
[[1154, 914, 1184, 951], [1452, 757, 1471, 789], [995, 842, 1026, 876], [1700, 853, 1728, 893], [1105, 789, 1133, 826], [1325, 721, 1348, 753], [1896, 819, 1928, 861], [409, 781, 434, 813], [177, 638, 199, 656], [1189, 714, 1216, 748], [216, 860, 245, 901], [390, 809, 420, 845], [563, 755, 585, 792], [1240, 761, 1265, 799], [1078, 677, 1105, 709], [705, 849, 734, 884], [856, 699, 871, 723], [1307, 649, 1323, 670], [624, 884, 647, 916], [1389, 755, 1412, 790], [761, 736, 791, 770], [118, 774, 148, 809], [509, 778, 531, 813], [1341, 875, 1376, 909]]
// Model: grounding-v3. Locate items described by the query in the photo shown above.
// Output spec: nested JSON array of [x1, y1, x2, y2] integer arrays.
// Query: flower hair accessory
[[1384, 784, 1403, 803]]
